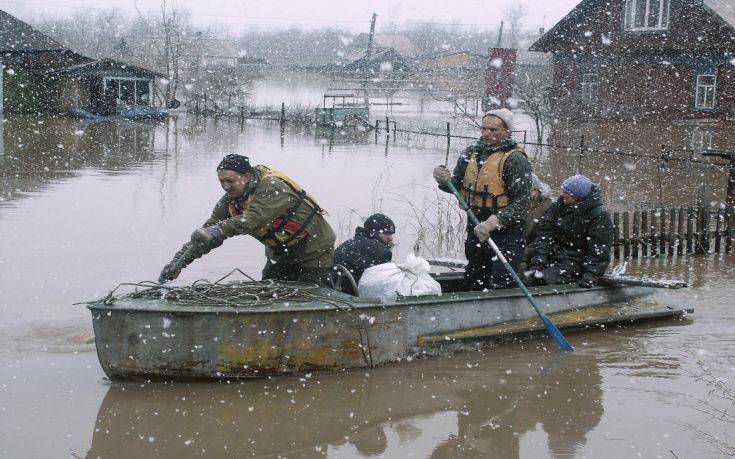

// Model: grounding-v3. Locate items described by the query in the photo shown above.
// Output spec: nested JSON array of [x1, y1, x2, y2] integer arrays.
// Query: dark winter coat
[[531, 185, 613, 280], [523, 194, 554, 263], [335, 227, 392, 292], [440, 138, 532, 228], [171, 167, 335, 271]]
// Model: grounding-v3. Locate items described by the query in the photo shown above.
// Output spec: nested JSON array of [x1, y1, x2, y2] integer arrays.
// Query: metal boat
[[87, 271, 692, 380]]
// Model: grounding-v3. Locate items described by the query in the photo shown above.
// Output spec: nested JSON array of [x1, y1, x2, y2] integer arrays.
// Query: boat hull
[[88, 284, 673, 380]]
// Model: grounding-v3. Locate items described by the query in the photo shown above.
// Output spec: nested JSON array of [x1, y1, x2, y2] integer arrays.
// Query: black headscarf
[[217, 154, 253, 174]]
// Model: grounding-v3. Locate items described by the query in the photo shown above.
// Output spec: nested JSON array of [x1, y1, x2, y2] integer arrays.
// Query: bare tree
[[503, 3, 529, 49], [513, 71, 551, 143], [133, 0, 199, 107], [33, 9, 124, 59]]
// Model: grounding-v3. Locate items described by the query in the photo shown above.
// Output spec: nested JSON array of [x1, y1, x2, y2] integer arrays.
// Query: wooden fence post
[[632, 211, 640, 259], [623, 211, 631, 259], [659, 209, 666, 255], [613, 212, 620, 259], [446, 122, 451, 151], [577, 134, 585, 173], [701, 207, 711, 254], [668, 208, 676, 257], [727, 205, 734, 253], [678, 207, 685, 256], [715, 209, 723, 253], [686, 208, 694, 254], [651, 210, 659, 257]]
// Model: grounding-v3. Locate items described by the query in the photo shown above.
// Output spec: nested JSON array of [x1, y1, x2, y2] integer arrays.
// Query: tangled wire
[[85, 269, 375, 368], [99, 269, 323, 308]]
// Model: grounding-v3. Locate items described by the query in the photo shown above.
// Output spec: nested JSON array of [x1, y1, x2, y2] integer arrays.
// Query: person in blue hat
[[525, 175, 613, 288]]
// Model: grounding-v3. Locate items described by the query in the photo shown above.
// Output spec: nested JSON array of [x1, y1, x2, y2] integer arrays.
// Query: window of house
[[136, 82, 150, 105], [688, 129, 714, 152], [695, 74, 716, 110], [104, 77, 152, 106], [624, 0, 670, 31], [579, 73, 598, 103]]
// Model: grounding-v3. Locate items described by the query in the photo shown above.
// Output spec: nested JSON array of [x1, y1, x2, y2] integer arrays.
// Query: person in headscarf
[[158, 154, 336, 286]]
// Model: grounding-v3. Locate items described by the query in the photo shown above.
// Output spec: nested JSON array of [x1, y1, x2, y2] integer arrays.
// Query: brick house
[[531, 0, 735, 121]]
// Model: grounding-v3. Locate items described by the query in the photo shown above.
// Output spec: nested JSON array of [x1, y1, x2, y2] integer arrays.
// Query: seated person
[[334, 213, 395, 294], [525, 175, 613, 288], [523, 174, 554, 266]]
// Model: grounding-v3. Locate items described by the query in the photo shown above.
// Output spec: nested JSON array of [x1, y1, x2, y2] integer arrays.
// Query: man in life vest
[[158, 154, 336, 286], [432, 108, 532, 290]]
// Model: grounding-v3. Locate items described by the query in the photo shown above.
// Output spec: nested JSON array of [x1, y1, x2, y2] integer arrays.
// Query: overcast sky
[[0, 0, 580, 34]]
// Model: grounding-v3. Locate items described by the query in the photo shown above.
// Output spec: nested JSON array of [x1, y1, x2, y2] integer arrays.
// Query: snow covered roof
[[0, 9, 66, 52], [48, 58, 165, 78], [703, 0, 735, 29]]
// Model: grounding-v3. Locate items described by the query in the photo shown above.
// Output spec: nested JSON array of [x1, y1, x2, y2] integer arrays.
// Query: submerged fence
[[612, 205, 735, 259]]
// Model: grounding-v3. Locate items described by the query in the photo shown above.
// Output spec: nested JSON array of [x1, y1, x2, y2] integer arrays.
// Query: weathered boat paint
[[87, 283, 686, 380]]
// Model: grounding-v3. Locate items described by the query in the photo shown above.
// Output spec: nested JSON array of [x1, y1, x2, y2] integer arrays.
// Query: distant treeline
[[30, 3, 536, 67]]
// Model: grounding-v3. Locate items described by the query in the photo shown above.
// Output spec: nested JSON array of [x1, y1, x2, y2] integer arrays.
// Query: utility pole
[[728, 155, 735, 206], [367, 13, 377, 58], [496, 21, 504, 48]]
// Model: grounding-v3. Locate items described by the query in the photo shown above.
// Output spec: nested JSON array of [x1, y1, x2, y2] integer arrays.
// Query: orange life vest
[[460, 148, 522, 209], [228, 165, 326, 249]]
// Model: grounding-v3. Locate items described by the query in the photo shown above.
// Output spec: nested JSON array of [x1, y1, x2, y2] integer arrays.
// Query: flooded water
[[1, 114, 734, 458]]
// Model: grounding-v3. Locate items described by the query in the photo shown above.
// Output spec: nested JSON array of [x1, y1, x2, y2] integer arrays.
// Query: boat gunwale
[[85, 284, 652, 315]]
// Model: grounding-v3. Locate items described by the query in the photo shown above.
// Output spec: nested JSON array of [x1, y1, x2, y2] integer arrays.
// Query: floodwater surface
[[0, 115, 733, 458]]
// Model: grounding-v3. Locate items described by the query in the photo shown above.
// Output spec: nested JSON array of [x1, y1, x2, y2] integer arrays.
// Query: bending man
[[433, 108, 531, 290], [158, 154, 336, 286]]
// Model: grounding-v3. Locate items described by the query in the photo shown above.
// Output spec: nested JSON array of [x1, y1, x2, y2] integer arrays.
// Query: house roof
[[531, 0, 735, 53], [352, 33, 417, 57], [196, 38, 239, 58], [0, 9, 66, 52], [48, 58, 165, 79], [343, 47, 410, 71], [703, 0, 735, 29], [529, 0, 596, 52]]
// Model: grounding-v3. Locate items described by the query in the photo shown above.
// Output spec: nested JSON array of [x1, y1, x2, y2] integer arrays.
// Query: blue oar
[[446, 181, 574, 351]]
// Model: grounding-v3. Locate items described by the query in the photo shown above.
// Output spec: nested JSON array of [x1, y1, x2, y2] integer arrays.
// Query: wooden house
[[531, 0, 735, 121], [0, 9, 163, 115]]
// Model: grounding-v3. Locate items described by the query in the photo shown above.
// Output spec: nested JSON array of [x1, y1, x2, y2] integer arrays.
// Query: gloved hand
[[527, 263, 545, 279], [190, 225, 225, 247], [473, 214, 502, 242], [578, 273, 597, 288], [158, 260, 182, 284], [433, 165, 451, 186]]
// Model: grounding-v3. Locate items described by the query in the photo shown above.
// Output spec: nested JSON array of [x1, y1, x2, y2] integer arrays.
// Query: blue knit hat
[[562, 175, 593, 199]]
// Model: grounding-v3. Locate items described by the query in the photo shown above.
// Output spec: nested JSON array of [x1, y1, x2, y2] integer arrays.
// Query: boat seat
[[333, 264, 359, 295]]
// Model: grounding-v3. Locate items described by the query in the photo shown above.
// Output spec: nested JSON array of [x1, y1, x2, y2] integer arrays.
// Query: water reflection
[[85, 352, 603, 458], [0, 115, 160, 208]]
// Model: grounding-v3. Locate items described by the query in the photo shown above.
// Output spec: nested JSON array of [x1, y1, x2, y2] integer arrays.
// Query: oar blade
[[540, 313, 574, 351]]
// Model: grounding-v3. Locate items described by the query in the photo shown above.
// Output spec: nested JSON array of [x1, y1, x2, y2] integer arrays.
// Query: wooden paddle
[[446, 181, 574, 351]]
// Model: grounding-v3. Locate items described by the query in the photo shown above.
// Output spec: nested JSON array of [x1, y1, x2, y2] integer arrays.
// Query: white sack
[[357, 253, 442, 303]]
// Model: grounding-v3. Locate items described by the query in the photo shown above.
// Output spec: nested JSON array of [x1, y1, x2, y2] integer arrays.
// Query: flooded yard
[[0, 114, 733, 458]]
